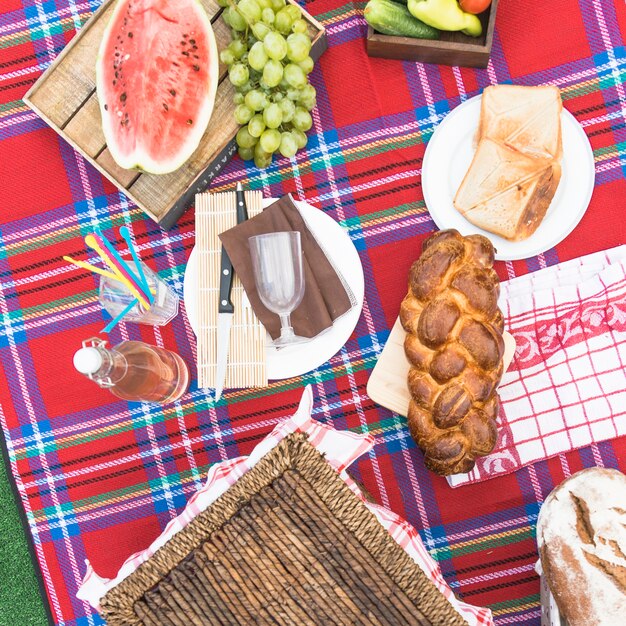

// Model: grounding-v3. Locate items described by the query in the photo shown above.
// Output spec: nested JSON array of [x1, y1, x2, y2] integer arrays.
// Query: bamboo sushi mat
[[99, 433, 466, 626], [195, 191, 267, 390]]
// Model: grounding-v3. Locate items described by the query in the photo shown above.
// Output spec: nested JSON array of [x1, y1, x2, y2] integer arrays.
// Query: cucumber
[[364, 0, 439, 39]]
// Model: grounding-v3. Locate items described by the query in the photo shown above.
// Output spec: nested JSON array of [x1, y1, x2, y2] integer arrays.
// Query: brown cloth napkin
[[218, 195, 353, 340]]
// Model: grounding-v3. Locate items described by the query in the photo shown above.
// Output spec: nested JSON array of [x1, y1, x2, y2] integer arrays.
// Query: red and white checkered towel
[[449, 245, 626, 488], [78, 386, 493, 626]]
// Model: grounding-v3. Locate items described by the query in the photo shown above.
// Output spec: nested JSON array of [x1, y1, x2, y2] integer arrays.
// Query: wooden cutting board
[[367, 318, 516, 417], [23, 0, 326, 229]]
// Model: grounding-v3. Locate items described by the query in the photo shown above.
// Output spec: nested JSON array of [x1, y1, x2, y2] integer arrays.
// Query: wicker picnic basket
[[100, 433, 467, 625]]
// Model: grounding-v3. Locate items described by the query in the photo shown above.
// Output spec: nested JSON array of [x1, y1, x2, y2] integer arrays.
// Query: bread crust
[[536, 468, 626, 626], [401, 229, 504, 476]]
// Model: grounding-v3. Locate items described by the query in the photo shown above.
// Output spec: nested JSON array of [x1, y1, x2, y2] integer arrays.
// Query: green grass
[[0, 451, 49, 626]]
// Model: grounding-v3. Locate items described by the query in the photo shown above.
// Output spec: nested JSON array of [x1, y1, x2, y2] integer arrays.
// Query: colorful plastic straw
[[101, 298, 139, 334], [119, 225, 153, 304], [85, 233, 151, 310], [63, 256, 121, 281], [65, 226, 157, 332]]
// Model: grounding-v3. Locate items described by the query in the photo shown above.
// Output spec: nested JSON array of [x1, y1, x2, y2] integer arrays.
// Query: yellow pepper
[[407, 0, 482, 37]]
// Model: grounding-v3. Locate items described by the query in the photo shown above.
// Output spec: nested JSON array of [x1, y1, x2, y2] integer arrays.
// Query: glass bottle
[[73, 337, 189, 404]]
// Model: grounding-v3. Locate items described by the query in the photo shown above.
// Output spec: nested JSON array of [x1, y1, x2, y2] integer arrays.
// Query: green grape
[[261, 7, 275, 25], [284, 63, 306, 88], [262, 58, 284, 87], [274, 9, 293, 35], [298, 56, 314, 74], [278, 98, 295, 122], [272, 92, 285, 102], [233, 92, 245, 105], [286, 87, 302, 101], [248, 41, 268, 71], [286, 33, 311, 62], [291, 129, 308, 149], [254, 142, 273, 168], [238, 146, 255, 161], [257, 0, 272, 9], [263, 31, 287, 60], [298, 83, 316, 102], [217, 0, 230, 7], [238, 0, 261, 22], [245, 89, 266, 112], [229, 39, 247, 59], [220, 48, 236, 66], [234, 104, 254, 125], [236, 126, 257, 149], [228, 62, 250, 87], [292, 107, 312, 131], [248, 114, 266, 137], [263, 103, 283, 129], [260, 128, 281, 153], [292, 19, 308, 34], [279, 131, 298, 158], [299, 96, 316, 111], [226, 7, 247, 31], [270, 0, 286, 10], [285, 4, 301, 20], [251, 22, 270, 41]]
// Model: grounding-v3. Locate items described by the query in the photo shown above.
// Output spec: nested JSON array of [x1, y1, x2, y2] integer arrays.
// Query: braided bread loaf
[[400, 229, 505, 476]]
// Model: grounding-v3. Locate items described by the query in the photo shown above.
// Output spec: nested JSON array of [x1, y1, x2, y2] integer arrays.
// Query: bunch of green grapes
[[218, 0, 317, 168]]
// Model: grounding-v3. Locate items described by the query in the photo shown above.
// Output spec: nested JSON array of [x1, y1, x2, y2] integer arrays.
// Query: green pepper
[[407, 0, 482, 37]]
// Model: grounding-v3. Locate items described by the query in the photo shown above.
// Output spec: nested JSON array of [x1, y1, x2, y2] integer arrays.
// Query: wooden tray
[[99, 433, 467, 626], [23, 0, 327, 229], [366, 0, 498, 68], [367, 317, 516, 417]]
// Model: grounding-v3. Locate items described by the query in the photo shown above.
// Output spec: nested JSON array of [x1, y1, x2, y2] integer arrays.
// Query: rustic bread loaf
[[537, 468, 626, 626], [399, 229, 504, 476]]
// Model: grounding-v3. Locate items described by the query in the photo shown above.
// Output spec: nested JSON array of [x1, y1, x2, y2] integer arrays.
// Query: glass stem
[[279, 313, 295, 339]]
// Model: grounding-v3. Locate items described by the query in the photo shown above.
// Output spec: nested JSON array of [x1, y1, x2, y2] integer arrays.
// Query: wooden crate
[[24, 0, 327, 229], [366, 1, 498, 68]]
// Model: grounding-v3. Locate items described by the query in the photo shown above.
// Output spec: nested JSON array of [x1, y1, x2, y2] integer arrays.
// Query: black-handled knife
[[214, 183, 246, 401], [236, 181, 249, 224]]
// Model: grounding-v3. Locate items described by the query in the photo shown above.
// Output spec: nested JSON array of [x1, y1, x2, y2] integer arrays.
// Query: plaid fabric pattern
[[449, 246, 626, 487], [77, 386, 494, 626], [1, 1, 626, 625]]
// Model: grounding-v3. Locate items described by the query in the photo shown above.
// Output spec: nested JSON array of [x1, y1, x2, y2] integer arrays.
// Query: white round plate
[[184, 199, 364, 381], [422, 94, 595, 261]]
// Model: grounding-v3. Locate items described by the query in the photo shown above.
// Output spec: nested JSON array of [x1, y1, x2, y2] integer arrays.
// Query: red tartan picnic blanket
[[1, 1, 626, 625]]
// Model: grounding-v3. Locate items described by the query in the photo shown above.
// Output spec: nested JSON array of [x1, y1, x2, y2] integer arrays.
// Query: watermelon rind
[[96, 0, 219, 175]]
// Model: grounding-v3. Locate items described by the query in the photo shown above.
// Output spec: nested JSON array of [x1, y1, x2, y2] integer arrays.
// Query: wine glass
[[249, 231, 306, 347]]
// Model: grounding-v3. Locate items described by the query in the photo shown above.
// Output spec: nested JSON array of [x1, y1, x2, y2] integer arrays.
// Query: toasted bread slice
[[478, 85, 563, 160], [454, 138, 561, 241]]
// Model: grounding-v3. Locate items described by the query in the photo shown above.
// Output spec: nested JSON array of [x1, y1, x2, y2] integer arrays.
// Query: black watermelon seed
[[182, 51, 189, 57], [173, 62, 180, 66], [128, 32, 133, 38], [183, 33, 188, 38], [187, 119, 193, 125], [170, 89, 176, 96], [113, 80, 117, 86], [104, 104, 108, 111], [194, 55, 199, 59], [120, 92, 127, 102], [193, 65, 200, 71], [163, 103, 169, 111]]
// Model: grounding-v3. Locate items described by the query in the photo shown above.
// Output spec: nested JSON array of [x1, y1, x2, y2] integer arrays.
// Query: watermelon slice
[[96, 0, 218, 175]]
